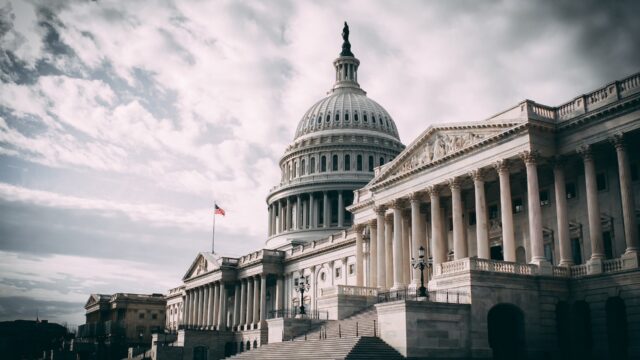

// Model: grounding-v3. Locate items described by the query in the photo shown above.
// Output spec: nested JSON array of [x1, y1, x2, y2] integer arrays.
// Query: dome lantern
[[332, 22, 364, 95]]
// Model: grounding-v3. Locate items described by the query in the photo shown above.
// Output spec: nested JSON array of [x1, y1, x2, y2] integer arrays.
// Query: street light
[[411, 246, 428, 298], [294, 274, 310, 315]]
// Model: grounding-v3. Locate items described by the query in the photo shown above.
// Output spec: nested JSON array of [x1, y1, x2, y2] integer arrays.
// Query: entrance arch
[[488, 303, 526, 360], [571, 301, 592, 359]]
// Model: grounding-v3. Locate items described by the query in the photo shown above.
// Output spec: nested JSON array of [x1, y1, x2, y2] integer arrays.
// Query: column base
[[587, 257, 603, 275], [530, 258, 552, 276], [621, 251, 639, 269], [390, 284, 406, 292], [558, 260, 575, 267]]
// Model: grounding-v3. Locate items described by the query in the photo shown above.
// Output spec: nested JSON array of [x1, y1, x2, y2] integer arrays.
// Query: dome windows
[[356, 155, 363, 171], [368, 156, 374, 172], [301, 159, 306, 175], [332, 155, 338, 171], [344, 154, 351, 171], [372, 114, 376, 124], [354, 111, 359, 122], [321, 156, 327, 172], [345, 112, 349, 121], [379, 157, 385, 166], [317, 116, 322, 124], [310, 157, 316, 174], [335, 112, 340, 121], [326, 114, 331, 122]]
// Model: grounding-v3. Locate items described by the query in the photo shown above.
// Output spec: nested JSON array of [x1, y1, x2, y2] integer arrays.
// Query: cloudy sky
[[0, 0, 638, 327]]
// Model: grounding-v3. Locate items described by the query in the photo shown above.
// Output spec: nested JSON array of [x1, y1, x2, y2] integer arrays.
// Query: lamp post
[[411, 246, 428, 298], [294, 274, 310, 315]]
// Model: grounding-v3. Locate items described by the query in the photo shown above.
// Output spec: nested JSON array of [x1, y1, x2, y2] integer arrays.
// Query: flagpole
[[212, 203, 216, 254]]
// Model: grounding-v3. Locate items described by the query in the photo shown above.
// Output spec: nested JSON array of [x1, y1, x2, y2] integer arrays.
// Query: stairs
[[224, 336, 403, 359], [293, 306, 379, 340], [225, 307, 403, 359]]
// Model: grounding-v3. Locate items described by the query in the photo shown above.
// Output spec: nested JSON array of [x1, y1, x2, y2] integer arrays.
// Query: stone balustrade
[[433, 257, 628, 279], [337, 285, 379, 296]]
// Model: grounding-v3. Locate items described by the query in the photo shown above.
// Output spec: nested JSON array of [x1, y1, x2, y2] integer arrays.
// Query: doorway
[[487, 303, 526, 360]]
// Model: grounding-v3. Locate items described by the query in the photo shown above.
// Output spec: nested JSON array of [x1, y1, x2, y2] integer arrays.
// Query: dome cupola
[[265, 22, 405, 249]]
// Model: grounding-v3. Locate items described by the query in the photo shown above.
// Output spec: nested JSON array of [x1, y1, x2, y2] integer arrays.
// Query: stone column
[[252, 276, 260, 326], [268, 205, 273, 236], [471, 170, 490, 259], [217, 282, 226, 329], [410, 194, 423, 286], [233, 283, 240, 328], [212, 283, 219, 327], [402, 211, 411, 284], [495, 160, 516, 262], [450, 178, 467, 259], [391, 201, 404, 290], [273, 202, 279, 234], [369, 220, 378, 288], [188, 290, 195, 327], [338, 191, 345, 227], [276, 275, 284, 311], [303, 198, 308, 229], [376, 208, 386, 289], [195, 287, 202, 327], [430, 186, 447, 265], [239, 280, 246, 327], [612, 134, 639, 257], [309, 193, 315, 229], [522, 151, 547, 265], [204, 284, 212, 328], [385, 214, 394, 289], [323, 191, 330, 228], [578, 145, 605, 260], [245, 277, 253, 328], [183, 292, 190, 327], [355, 224, 364, 286], [553, 159, 573, 266], [260, 275, 267, 325], [310, 266, 317, 311], [297, 195, 303, 230], [285, 197, 291, 231]]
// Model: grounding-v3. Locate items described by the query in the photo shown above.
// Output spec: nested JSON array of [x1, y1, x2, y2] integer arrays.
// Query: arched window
[[354, 112, 359, 121], [326, 114, 330, 122], [293, 162, 297, 178], [321, 156, 327, 172], [363, 114, 368, 122], [310, 157, 316, 174], [344, 154, 351, 171], [356, 155, 363, 171], [335, 113, 339, 121], [372, 115, 376, 123], [345, 112, 349, 121], [317, 116, 321, 124], [332, 155, 338, 171], [368, 155, 374, 172], [379, 157, 384, 166], [301, 159, 306, 175]]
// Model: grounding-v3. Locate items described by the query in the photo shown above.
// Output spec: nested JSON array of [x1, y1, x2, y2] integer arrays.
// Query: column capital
[[609, 132, 626, 150], [388, 199, 405, 210], [469, 168, 486, 182], [374, 205, 387, 215], [493, 159, 510, 174], [354, 223, 366, 232], [576, 144, 593, 160], [426, 185, 441, 197], [385, 213, 394, 223], [409, 192, 426, 203], [519, 150, 539, 165], [368, 218, 377, 229], [448, 177, 461, 190]]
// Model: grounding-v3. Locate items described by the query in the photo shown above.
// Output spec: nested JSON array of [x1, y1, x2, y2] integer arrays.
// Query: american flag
[[214, 204, 226, 216]]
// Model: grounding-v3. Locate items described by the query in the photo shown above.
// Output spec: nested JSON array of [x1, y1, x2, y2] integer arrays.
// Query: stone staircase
[[224, 336, 403, 359], [293, 306, 379, 340]]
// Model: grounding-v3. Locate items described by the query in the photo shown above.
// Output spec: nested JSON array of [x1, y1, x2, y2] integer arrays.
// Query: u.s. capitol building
[[154, 24, 640, 360]]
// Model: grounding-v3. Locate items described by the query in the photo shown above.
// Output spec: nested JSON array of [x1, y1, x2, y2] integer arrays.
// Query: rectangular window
[[571, 238, 582, 265], [603, 231, 613, 259], [468, 211, 476, 226], [544, 243, 554, 264], [596, 172, 607, 191], [489, 204, 499, 220], [539, 190, 550, 206], [348, 264, 355, 275], [513, 198, 523, 213], [335, 267, 342, 278], [152, 313, 158, 320], [566, 182, 577, 199], [139, 313, 145, 319]]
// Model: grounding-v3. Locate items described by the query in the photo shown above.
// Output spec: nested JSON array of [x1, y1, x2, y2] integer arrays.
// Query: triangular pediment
[[183, 252, 221, 280], [84, 294, 109, 308], [371, 122, 521, 186]]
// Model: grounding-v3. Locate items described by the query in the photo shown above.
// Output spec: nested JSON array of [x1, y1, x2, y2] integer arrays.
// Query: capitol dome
[[265, 23, 405, 249]]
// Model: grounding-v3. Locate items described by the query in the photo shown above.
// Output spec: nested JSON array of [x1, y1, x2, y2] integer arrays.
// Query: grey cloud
[[0, 296, 84, 326]]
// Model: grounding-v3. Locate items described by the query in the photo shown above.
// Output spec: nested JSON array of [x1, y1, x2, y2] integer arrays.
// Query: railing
[[603, 258, 624, 273], [376, 288, 470, 304], [267, 308, 329, 320], [552, 266, 570, 277], [436, 258, 536, 276], [321, 285, 379, 297], [570, 264, 588, 277]]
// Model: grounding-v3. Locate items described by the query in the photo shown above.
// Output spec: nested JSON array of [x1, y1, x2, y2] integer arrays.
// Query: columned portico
[[578, 145, 605, 261], [430, 186, 446, 266], [368, 219, 378, 288], [245, 277, 253, 328], [553, 158, 573, 266], [376, 207, 386, 288], [410, 194, 423, 286], [355, 224, 364, 286], [522, 151, 548, 266], [472, 170, 490, 259], [612, 134, 639, 256], [450, 178, 467, 260], [385, 214, 394, 289], [391, 201, 404, 290]]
